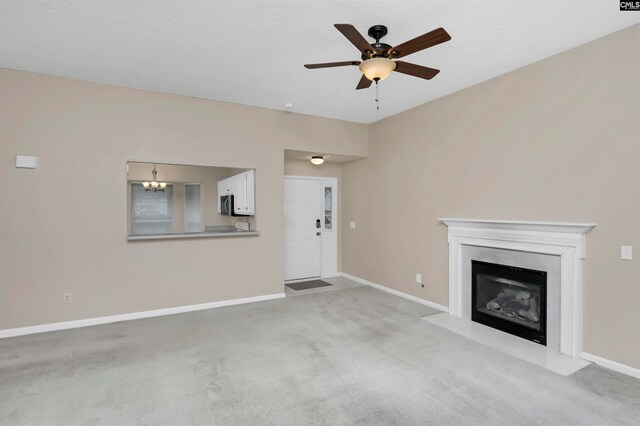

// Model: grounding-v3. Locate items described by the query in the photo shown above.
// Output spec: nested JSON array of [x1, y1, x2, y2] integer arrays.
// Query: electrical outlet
[[63, 293, 72, 304]]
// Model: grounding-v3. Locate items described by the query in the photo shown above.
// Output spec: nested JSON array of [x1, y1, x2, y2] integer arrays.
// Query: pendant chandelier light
[[142, 164, 167, 192]]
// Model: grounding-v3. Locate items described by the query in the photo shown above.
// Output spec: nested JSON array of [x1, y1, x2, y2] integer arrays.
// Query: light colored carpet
[[1, 285, 638, 425]]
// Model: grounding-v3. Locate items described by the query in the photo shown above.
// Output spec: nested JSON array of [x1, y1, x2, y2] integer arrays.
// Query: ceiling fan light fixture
[[310, 156, 325, 165], [359, 58, 396, 82]]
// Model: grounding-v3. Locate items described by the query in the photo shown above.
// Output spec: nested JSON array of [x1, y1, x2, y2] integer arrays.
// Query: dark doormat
[[286, 280, 332, 291]]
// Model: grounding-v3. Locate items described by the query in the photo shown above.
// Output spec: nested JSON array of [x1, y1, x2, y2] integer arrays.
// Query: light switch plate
[[621, 246, 633, 260], [350, 221, 356, 229], [16, 155, 37, 169]]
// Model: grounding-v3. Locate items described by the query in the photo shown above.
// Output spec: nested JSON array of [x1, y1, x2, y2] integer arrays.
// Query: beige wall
[[0, 69, 367, 330], [284, 159, 343, 271], [342, 25, 640, 369]]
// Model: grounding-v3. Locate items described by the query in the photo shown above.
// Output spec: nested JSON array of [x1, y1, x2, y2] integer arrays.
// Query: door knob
[[316, 232, 321, 236]]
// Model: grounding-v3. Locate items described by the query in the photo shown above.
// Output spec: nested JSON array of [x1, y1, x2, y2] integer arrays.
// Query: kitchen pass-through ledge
[[127, 231, 259, 241]]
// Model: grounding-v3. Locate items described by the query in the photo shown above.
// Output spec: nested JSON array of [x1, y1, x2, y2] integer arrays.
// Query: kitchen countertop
[[127, 230, 258, 241]]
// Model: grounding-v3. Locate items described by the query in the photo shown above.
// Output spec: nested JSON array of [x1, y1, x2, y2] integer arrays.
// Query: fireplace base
[[422, 313, 590, 376]]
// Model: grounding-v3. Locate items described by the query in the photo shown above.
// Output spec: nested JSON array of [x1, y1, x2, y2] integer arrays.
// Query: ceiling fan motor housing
[[368, 25, 388, 41], [363, 25, 392, 59]]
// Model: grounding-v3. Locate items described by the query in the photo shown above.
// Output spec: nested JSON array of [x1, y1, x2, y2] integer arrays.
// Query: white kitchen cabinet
[[217, 177, 233, 212], [233, 170, 255, 215], [223, 177, 234, 194], [217, 170, 255, 215], [245, 169, 255, 214], [233, 173, 245, 215]]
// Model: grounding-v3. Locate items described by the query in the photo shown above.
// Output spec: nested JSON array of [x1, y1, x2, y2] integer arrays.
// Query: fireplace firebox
[[472, 260, 547, 345]]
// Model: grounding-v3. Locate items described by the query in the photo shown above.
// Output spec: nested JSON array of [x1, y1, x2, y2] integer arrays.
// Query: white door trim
[[284, 175, 338, 280]]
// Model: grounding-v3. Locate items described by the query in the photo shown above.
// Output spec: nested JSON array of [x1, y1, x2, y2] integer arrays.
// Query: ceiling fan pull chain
[[375, 80, 379, 110]]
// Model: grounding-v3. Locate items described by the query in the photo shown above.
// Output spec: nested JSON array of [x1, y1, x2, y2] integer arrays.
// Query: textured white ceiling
[[1, 1, 638, 124]]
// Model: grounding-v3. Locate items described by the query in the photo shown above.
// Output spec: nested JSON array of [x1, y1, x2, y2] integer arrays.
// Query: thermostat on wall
[[16, 155, 37, 169]]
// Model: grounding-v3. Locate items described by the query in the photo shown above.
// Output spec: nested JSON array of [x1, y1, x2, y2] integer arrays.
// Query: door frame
[[284, 175, 338, 280]]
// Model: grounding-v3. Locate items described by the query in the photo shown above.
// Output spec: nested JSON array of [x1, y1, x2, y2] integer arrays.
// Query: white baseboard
[[581, 352, 640, 380], [339, 272, 449, 312], [0, 293, 286, 339]]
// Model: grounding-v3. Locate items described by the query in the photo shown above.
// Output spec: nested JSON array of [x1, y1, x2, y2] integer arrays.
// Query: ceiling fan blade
[[389, 27, 451, 59], [304, 61, 360, 69], [393, 61, 440, 80], [356, 74, 372, 90], [335, 24, 374, 55]]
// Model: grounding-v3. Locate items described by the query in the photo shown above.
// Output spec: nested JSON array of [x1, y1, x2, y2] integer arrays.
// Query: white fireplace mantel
[[438, 218, 596, 235], [438, 218, 596, 358]]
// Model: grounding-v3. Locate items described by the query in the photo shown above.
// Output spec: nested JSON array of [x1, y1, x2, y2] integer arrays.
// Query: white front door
[[284, 178, 323, 281]]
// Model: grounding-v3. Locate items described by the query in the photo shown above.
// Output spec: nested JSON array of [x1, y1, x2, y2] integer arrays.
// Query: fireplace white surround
[[438, 218, 596, 359]]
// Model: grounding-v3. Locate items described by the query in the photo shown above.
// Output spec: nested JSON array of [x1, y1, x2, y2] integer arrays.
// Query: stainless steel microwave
[[220, 194, 234, 216]]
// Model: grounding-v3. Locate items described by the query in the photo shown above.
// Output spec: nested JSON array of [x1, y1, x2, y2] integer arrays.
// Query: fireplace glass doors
[[472, 260, 547, 345]]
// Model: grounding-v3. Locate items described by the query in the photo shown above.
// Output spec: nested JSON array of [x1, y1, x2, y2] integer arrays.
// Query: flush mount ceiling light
[[142, 164, 167, 192], [359, 57, 396, 82], [310, 156, 325, 165]]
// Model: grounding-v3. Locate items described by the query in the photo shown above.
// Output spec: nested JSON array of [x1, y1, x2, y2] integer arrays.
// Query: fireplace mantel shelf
[[438, 218, 596, 234]]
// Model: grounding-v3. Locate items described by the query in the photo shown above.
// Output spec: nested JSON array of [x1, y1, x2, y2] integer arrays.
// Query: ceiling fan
[[304, 24, 451, 90]]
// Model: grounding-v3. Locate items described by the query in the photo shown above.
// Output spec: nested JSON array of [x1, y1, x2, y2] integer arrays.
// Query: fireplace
[[439, 218, 596, 358], [472, 260, 547, 346]]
